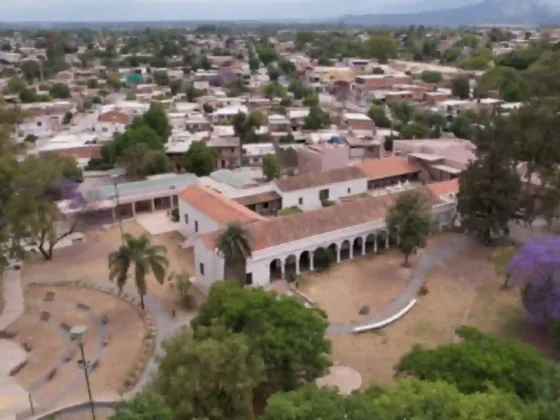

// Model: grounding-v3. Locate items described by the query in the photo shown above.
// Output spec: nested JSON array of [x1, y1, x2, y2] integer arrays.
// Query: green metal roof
[[85, 174, 198, 201], [210, 169, 251, 189]]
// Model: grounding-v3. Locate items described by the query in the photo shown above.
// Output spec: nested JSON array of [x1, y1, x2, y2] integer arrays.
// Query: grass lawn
[[21, 222, 203, 318], [328, 237, 557, 388]]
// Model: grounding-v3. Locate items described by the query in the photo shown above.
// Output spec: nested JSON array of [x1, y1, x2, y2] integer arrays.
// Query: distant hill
[[341, 0, 560, 26]]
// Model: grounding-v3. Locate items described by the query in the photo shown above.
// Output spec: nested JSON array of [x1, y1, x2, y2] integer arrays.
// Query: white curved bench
[[353, 299, 418, 334]]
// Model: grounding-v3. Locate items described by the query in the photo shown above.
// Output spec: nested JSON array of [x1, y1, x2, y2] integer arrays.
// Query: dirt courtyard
[[9, 285, 146, 409], [329, 240, 555, 388], [299, 234, 451, 325], [21, 222, 201, 317]]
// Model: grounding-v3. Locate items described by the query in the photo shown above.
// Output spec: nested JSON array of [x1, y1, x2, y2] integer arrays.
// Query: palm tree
[[108, 233, 169, 310], [216, 222, 252, 287]]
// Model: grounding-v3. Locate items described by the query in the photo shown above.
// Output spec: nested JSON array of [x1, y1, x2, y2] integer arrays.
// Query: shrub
[[314, 247, 335, 271], [170, 208, 179, 222]]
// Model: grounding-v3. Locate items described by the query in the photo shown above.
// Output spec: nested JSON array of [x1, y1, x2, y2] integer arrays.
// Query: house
[[188, 181, 457, 292], [242, 143, 275, 167], [233, 189, 283, 216], [95, 110, 132, 139], [274, 166, 368, 211], [297, 143, 349, 174], [340, 112, 375, 132], [354, 156, 424, 190], [207, 136, 241, 169], [393, 139, 476, 181]]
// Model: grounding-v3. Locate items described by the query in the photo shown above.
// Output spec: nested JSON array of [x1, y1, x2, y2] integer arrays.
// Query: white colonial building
[[178, 171, 459, 294]]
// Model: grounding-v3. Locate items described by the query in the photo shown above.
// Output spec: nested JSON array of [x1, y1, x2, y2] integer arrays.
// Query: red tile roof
[[354, 156, 423, 181], [202, 187, 441, 252], [426, 179, 459, 198], [275, 167, 366, 192], [179, 184, 267, 225]]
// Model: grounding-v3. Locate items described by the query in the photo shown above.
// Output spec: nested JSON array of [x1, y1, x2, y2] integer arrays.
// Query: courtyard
[[21, 221, 202, 319], [4, 284, 150, 413], [327, 240, 554, 387]]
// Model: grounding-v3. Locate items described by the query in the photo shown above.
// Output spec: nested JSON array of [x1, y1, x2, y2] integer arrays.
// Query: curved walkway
[[10, 234, 474, 417], [327, 234, 475, 335]]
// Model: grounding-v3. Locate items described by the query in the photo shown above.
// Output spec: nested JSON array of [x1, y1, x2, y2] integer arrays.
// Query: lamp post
[[71, 325, 96, 420], [111, 174, 124, 245]]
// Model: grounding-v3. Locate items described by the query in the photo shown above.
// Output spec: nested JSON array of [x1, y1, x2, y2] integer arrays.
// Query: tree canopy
[[365, 35, 398, 63], [191, 281, 331, 401], [182, 140, 218, 176]]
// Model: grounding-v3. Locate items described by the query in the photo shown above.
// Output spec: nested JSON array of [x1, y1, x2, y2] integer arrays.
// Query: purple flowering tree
[[506, 237, 560, 324]]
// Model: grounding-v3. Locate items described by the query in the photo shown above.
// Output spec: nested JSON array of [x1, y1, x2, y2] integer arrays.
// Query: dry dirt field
[[300, 250, 420, 325], [22, 222, 203, 317], [329, 241, 556, 388], [9, 286, 146, 409]]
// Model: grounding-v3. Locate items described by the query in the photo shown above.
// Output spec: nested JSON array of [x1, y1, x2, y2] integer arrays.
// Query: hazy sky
[[0, 0, 483, 21]]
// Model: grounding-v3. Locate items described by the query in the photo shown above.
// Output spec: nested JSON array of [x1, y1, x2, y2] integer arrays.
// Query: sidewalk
[[0, 269, 24, 332]]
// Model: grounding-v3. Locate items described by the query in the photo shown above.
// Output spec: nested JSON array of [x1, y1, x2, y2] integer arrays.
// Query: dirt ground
[[300, 250, 420, 325], [299, 234, 451, 325], [330, 239, 556, 389], [9, 286, 145, 408], [22, 222, 202, 316]]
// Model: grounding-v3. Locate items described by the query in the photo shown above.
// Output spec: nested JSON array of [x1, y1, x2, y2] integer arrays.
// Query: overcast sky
[[0, 0, 484, 21]]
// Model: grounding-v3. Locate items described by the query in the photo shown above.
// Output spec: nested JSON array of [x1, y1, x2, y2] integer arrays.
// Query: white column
[[397, 235, 401, 246], [310, 251, 314, 271], [151, 199, 156, 212], [111, 207, 116, 222], [349, 243, 354, 259], [374, 236, 378, 253], [336, 246, 341, 263], [296, 257, 300, 275], [280, 260, 285, 279], [385, 233, 389, 249], [361, 237, 366, 255], [131, 202, 137, 218]]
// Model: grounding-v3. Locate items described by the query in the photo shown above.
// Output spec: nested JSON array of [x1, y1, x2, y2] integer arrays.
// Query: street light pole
[[112, 175, 124, 246], [71, 325, 96, 420], [78, 342, 96, 420]]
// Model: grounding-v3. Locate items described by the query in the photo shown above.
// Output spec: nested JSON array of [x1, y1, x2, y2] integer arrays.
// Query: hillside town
[[1, 24, 560, 419]]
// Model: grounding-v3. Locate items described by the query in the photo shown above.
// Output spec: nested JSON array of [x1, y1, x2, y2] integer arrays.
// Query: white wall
[[93, 121, 126, 141], [277, 178, 368, 211], [193, 239, 224, 293], [178, 199, 222, 237]]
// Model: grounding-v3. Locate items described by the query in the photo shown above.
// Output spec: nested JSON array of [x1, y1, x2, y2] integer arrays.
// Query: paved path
[[327, 235, 475, 335], [0, 269, 24, 332]]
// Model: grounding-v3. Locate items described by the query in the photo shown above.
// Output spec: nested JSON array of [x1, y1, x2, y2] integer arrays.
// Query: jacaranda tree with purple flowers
[[506, 237, 560, 325]]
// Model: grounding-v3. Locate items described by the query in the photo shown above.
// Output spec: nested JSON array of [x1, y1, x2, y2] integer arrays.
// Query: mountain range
[[341, 0, 560, 26]]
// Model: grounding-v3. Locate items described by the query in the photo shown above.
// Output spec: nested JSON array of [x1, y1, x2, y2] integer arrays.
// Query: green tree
[[255, 44, 278, 66], [263, 82, 287, 99], [367, 105, 391, 128], [108, 233, 169, 309], [8, 153, 83, 261], [450, 110, 478, 139], [141, 103, 171, 141], [303, 106, 330, 130], [396, 326, 555, 401], [262, 153, 281, 181], [18, 89, 36, 103], [451, 76, 470, 99], [182, 140, 218, 176], [458, 119, 521, 244], [217, 222, 252, 287], [459, 55, 491, 70], [152, 70, 170, 86], [110, 391, 172, 420], [62, 111, 73, 125], [278, 58, 296, 76], [87, 78, 98, 89], [49, 82, 71, 99], [192, 281, 331, 401], [388, 101, 414, 124], [20, 60, 41, 84], [267, 65, 280, 82], [289, 79, 314, 100], [421, 70, 443, 83], [475, 66, 525, 101], [152, 325, 264, 420], [365, 35, 398, 63], [302, 94, 319, 107], [399, 121, 429, 139], [104, 125, 164, 165], [386, 190, 432, 266], [202, 103, 214, 114], [6, 77, 27, 94]]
